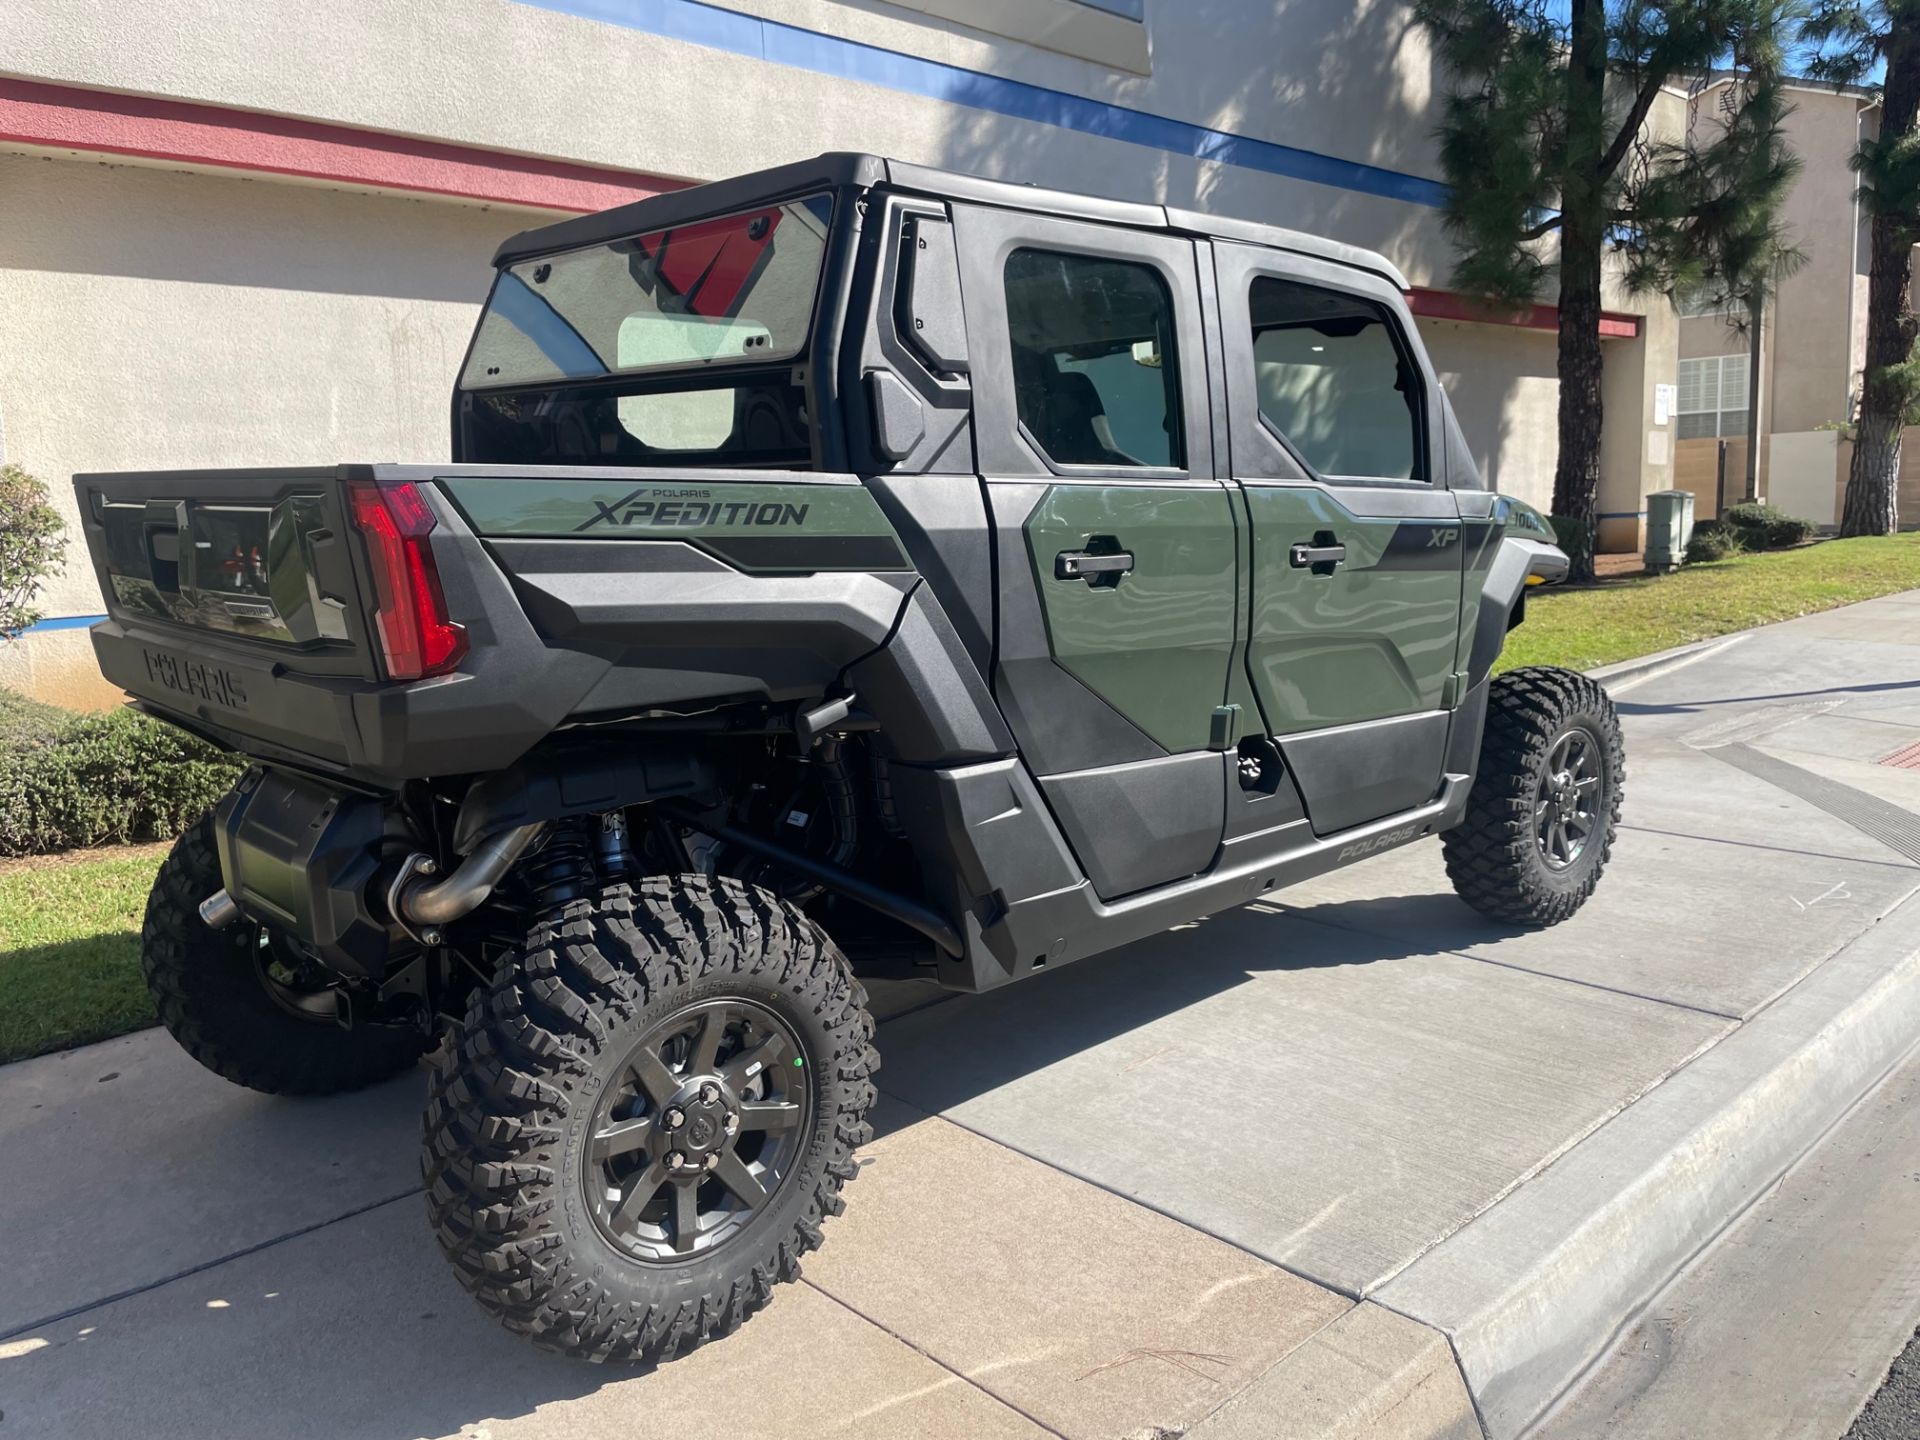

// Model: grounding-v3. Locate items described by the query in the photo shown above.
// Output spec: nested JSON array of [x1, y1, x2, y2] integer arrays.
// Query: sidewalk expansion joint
[[1618, 822, 1920, 873], [1364, 1299, 1494, 1440], [0, 1184, 424, 1343], [1274, 902, 1743, 1021], [799, 1278, 1070, 1439], [871, 1086, 1365, 1304]]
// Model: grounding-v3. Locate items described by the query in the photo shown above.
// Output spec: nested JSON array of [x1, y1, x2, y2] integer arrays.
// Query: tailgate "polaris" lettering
[[142, 647, 251, 711]]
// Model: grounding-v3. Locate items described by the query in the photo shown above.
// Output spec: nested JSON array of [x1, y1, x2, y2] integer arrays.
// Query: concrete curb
[[1374, 888, 1920, 1438], [1585, 633, 1749, 691]]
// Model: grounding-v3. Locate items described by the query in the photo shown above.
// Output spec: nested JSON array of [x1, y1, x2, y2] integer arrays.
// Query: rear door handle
[[1055, 549, 1134, 582], [1289, 542, 1347, 571]]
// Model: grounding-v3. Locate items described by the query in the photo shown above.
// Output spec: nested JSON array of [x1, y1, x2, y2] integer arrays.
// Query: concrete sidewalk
[[6, 594, 1920, 1439]]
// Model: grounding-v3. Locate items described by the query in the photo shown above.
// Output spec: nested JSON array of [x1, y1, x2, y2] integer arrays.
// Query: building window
[[1676, 287, 1737, 320], [1677, 354, 1750, 440], [877, 0, 1150, 73], [1004, 248, 1183, 469]]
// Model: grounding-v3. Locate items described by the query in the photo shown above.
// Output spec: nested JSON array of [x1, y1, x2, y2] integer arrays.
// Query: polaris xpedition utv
[[76, 153, 1621, 1362]]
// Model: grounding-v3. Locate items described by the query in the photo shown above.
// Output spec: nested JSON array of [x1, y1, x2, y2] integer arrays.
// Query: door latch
[[1289, 533, 1346, 575], [1055, 547, 1134, 587]]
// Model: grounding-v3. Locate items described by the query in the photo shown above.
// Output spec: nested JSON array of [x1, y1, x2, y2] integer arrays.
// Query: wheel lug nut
[[666, 1151, 686, 1171], [664, 1108, 684, 1129], [724, 1112, 739, 1135], [703, 1152, 720, 1171], [700, 1083, 719, 1104]]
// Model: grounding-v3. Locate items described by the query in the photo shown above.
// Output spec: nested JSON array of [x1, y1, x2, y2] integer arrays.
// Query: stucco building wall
[[0, 0, 1674, 705], [1676, 80, 1875, 528]]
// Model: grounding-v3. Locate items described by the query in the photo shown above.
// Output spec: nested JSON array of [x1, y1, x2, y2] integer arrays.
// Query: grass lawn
[[1498, 532, 1920, 674], [0, 846, 164, 1064]]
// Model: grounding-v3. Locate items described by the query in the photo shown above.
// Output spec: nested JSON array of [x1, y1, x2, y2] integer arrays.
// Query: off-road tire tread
[[421, 874, 876, 1363], [1442, 666, 1625, 927], [141, 817, 426, 1095]]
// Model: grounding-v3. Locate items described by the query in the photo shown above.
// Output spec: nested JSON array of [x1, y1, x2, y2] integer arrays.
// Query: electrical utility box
[[1645, 489, 1696, 573]]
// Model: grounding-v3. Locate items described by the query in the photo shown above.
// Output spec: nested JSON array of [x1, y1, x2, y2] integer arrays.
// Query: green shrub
[[0, 464, 67, 637], [1686, 521, 1747, 564], [0, 693, 241, 857], [1721, 502, 1815, 550]]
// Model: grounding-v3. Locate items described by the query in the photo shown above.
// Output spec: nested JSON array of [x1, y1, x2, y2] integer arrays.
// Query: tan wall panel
[[0, 153, 527, 704], [1672, 438, 1726, 521], [1417, 318, 1559, 511]]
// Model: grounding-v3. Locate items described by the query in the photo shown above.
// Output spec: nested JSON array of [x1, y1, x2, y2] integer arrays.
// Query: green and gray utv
[[74, 153, 1620, 1361]]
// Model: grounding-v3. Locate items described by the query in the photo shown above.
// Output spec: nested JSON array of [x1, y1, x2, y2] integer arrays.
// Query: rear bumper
[[92, 616, 522, 784], [94, 619, 364, 773]]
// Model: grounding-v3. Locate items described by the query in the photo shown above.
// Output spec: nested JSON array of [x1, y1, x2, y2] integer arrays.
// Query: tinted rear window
[[462, 194, 834, 390]]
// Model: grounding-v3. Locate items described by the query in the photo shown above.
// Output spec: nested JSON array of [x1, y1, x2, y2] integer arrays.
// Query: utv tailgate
[[73, 465, 602, 783]]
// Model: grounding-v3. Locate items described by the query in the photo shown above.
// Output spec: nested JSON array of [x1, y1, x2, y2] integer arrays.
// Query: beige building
[[1, 0, 1681, 706], [1674, 77, 1879, 526]]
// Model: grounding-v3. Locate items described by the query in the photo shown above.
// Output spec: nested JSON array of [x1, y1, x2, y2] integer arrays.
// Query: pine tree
[[1804, 1, 1920, 536], [1416, 1, 1801, 578]]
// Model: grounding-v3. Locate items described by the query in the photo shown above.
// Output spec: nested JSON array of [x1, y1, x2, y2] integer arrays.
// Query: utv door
[[951, 205, 1237, 901], [1211, 242, 1464, 835]]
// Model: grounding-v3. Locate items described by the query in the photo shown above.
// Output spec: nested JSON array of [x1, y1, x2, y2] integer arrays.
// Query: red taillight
[[347, 479, 466, 681]]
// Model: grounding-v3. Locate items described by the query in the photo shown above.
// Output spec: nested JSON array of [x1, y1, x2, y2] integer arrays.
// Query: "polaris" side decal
[[1336, 823, 1421, 861]]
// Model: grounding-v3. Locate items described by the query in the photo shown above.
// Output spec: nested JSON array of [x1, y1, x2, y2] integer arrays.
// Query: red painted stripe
[[0, 78, 687, 214], [1408, 287, 1640, 340]]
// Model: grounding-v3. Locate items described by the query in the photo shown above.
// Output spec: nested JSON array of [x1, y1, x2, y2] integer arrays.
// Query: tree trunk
[[1550, 0, 1610, 582], [1847, 408, 1902, 534], [1843, 9, 1920, 538], [1553, 233, 1606, 579]]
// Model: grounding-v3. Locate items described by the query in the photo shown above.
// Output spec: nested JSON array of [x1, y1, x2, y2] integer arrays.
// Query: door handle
[[1055, 549, 1135, 583], [1289, 542, 1347, 572]]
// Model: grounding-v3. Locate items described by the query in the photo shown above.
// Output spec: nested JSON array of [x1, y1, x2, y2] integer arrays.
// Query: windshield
[[461, 194, 834, 390]]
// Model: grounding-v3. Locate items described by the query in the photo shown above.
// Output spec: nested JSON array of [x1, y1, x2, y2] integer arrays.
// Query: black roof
[[492, 151, 1410, 291]]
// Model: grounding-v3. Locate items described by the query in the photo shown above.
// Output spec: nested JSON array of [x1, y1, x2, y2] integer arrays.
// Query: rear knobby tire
[[1442, 666, 1624, 928], [141, 816, 427, 1094], [422, 874, 877, 1363]]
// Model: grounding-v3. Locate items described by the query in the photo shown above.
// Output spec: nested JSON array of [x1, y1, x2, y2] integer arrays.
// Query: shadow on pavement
[[1615, 678, 1920, 716], [870, 894, 1513, 1135]]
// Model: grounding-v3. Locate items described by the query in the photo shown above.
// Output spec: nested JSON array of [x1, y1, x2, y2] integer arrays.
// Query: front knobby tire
[[1443, 667, 1625, 928], [142, 817, 427, 1095], [422, 874, 877, 1363]]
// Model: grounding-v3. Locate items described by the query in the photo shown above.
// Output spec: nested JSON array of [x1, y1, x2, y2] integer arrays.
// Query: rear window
[[1003, 248, 1184, 470], [462, 194, 834, 390]]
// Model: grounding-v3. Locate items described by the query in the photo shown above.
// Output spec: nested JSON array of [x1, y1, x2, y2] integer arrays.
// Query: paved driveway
[[6, 594, 1920, 1439]]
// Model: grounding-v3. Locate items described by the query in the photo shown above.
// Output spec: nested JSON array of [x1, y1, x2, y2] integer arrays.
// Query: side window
[[1249, 276, 1424, 482], [1004, 248, 1184, 470]]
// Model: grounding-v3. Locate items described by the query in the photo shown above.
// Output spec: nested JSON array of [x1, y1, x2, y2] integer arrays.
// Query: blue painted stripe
[[516, 0, 1449, 208], [16, 614, 106, 633]]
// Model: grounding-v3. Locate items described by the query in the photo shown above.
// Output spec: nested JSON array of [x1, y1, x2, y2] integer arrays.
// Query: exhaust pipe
[[199, 889, 241, 929], [396, 823, 544, 928]]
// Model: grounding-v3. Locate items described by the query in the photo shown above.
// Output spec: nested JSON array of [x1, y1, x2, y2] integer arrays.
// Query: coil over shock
[[520, 814, 632, 912]]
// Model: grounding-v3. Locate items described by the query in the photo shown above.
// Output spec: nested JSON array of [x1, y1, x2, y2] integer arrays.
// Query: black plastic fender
[[1465, 532, 1568, 687]]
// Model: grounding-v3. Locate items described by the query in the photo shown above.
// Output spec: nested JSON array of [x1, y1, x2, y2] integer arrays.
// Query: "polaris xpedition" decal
[[435, 475, 912, 574], [578, 487, 810, 532]]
